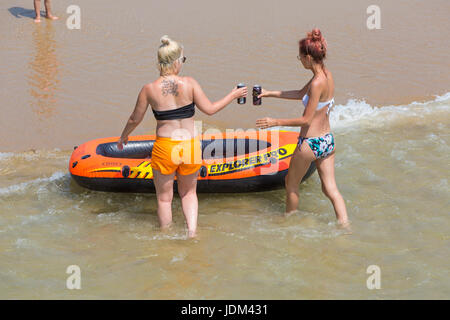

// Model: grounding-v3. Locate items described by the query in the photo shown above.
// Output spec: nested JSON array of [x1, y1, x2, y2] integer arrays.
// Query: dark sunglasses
[[180, 56, 187, 63]]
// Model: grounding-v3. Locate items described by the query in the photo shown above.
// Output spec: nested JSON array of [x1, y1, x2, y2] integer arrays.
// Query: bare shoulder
[[182, 76, 199, 87], [139, 82, 156, 103], [310, 77, 325, 91], [143, 80, 159, 91]]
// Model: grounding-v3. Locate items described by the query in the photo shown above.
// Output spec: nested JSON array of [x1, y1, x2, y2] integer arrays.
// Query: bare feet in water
[[338, 219, 352, 234], [284, 209, 298, 218], [34, 15, 59, 23], [33, 0, 58, 22], [187, 229, 197, 239]]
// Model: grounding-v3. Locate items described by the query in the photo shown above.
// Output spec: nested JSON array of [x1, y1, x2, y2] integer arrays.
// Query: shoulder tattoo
[[161, 79, 179, 96]]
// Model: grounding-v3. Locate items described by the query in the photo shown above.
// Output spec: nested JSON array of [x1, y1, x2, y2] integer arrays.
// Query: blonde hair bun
[[157, 35, 183, 75], [160, 35, 171, 46]]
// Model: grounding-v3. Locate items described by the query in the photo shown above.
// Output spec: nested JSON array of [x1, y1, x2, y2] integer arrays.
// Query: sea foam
[[274, 92, 450, 133], [0, 171, 67, 196]]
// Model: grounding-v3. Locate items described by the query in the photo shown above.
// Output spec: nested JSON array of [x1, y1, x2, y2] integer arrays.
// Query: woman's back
[[147, 75, 197, 139]]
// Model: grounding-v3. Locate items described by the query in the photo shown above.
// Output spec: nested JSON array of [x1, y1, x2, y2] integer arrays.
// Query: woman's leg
[[176, 170, 199, 238], [285, 142, 315, 214], [315, 152, 349, 225], [153, 169, 176, 230], [34, 0, 41, 22], [44, 0, 58, 19]]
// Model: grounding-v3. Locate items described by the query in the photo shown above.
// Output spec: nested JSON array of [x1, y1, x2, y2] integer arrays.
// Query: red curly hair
[[299, 28, 327, 65]]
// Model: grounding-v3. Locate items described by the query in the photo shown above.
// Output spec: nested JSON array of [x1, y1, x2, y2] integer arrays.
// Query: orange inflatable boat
[[69, 130, 316, 193]]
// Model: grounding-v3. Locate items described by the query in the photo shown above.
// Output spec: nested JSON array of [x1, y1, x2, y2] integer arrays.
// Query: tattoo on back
[[161, 79, 179, 96]]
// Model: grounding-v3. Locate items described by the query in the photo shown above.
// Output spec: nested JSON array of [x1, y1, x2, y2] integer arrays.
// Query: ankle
[[337, 217, 350, 227], [187, 229, 197, 238]]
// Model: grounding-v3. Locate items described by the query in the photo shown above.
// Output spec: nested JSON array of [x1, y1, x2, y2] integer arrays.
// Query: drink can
[[253, 85, 262, 105], [237, 83, 246, 104]]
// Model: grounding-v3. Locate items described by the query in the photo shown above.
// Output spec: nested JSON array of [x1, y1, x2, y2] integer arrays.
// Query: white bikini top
[[302, 94, 335, 115]]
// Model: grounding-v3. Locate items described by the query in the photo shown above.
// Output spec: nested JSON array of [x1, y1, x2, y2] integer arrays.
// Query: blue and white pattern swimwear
[[297, 133, 335, 159]]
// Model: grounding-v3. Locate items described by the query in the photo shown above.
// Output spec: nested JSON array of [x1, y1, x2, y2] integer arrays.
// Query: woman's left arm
[[256, 81, 320, 129], [117, 85, 150, 150]]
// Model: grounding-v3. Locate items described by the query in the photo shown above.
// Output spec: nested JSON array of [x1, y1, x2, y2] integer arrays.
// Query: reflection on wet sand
[[28, 21, 59, 118]]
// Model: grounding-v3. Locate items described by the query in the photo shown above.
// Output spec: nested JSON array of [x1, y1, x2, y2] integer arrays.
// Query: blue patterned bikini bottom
[[297, 133, 335, 159]]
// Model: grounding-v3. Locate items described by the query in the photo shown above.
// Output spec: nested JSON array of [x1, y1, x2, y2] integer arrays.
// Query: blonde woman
[[117, 36, 247, 238]]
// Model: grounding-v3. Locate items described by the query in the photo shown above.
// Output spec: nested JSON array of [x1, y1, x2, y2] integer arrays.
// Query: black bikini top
[[151, 102, 195, 120]]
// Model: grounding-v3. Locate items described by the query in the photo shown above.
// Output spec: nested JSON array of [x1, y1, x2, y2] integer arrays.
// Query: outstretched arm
[[117, 85, 150, 150], [259, 78, 313, 100], [190, 77, 247, 115], [256, 81, 320, 129]]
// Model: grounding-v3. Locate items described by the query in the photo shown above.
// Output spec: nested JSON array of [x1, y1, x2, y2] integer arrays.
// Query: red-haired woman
[[256, 29, 349, 226]]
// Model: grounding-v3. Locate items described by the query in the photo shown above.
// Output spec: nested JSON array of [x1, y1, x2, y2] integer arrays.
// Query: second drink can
[[253, 85, 262, 105]]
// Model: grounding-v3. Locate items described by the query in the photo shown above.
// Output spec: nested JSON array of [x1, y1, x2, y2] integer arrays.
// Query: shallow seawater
[[1, 95, 449, 299]]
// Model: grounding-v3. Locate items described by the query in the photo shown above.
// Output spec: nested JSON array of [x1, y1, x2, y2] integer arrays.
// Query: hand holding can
[[237, 83, 246, 104], [253, 85, 262, 105]]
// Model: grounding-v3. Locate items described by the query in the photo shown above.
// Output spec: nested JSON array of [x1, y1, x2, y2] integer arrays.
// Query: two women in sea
[[117, 29, 349, 238]]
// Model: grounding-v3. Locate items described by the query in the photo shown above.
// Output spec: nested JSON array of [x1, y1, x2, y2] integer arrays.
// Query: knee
[[321, 184, 329, 197], [284, 175, 293, 190], [157, 192, 173, 204], [178, 186, 196, 199], [322, 184, 339, 199], [285, 184, 299, 196], [285, 175, 299, 193]]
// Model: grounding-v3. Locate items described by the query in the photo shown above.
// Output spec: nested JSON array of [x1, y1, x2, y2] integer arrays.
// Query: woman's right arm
[[259, 78, 312, 100], [189, 77, 247, 115], [117, 85, 150, 150]]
